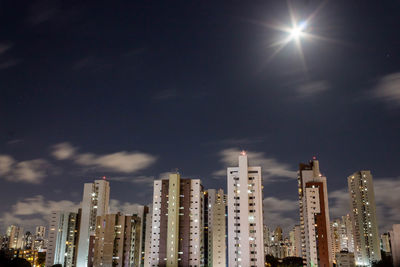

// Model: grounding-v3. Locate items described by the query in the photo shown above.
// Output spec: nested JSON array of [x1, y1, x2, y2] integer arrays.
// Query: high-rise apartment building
[[35, 226, 46, 239], [289, 225, 301, 257], [348, 171, 381, 266], [204, 189, 227, 267], [6, 225, 24, 249], [391, 224, 400, 267], [33, 226, 47, 251], [146, 173, 204, 267], [77, 179, 110, 267], [335, 251, 355, 267], [380, 233, 391, 254], [341, 214, 354, 253], [298, 158, 333, 267], [92, 213, 142, 267], [46, 211, 80, 267], [227, 152, 264, 267]]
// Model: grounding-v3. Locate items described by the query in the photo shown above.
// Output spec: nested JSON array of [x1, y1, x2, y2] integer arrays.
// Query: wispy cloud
[[213, 148, 296, 181], [0, 43, 12, 55], [0, 155, 51, 184], [0, 195, 80, 232], [263, 197, 298, 233], [372, 72, 400, 106], [51, 142, 157, 173], [297, 80, 330, 97], [109, 199, 144, 215], [153, 89, 178, 101], [107, 175, 155, 186]]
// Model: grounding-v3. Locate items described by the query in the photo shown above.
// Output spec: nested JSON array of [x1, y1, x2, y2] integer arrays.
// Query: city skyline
[[1, 0, 400, 244]]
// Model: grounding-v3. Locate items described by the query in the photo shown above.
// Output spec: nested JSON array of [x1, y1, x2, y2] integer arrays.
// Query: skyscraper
[[289, 225, 301, 257], [146, 173, 204, 267], [348, 171, 381, 266], [76, 179, 110, 267], [46, 211, 80, 267], [93, 213, 142, 267], [204, 189, 227, 267], [390, 224, 400, 267], [298, 158, 333, 267], [6, 225, 24, 249], [227, 152, 264, 267]]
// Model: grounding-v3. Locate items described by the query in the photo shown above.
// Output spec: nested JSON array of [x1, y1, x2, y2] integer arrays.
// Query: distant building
[[341, 214, 354, 253], [35, 226, 46, 239], [204, 189, 227, 267], [298, 158, 333, 267], [348, 171, 381, 265], [23, 232, 33, 249], [146, 173, 204, 267], [45, 211, 80, 267], [92, 213, 141, 267], [289, 225, 301, 257], [391, 224, 400, 267], [6, 225, 24, 249], [336, 250, 355, 267], [227, 152, 265, 267], [76, 179, 110, 267], [381, 233, 391, 254]]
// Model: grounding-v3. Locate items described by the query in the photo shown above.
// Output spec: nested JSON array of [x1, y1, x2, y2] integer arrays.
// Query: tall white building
[[76, 179, 110, 267], [6, 225, 24, 249], [46, 211, 79, 267], [146, 173, 204, 267], [204, 189, 227, 267], [227, 152, 264, 267], [348, 171, 381, 266], [35, 226, 46, 239], [298, 158, 333, 267], [390, 224, 400, 267], [289, 225, 301, 257]]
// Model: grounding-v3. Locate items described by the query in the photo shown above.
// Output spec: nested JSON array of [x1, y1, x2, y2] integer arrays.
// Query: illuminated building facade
[[227, 152, 264, 267], [348, 171, 381, 266], [146, 173, 204, 267], [76, 179, 110, 267], [298, 158, 333, 267]]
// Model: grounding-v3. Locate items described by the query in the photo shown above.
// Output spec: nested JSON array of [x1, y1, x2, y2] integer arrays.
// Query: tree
[[265, 254, 279, 267], [280, 257, 304, 267], [9, 258, 31, 267]]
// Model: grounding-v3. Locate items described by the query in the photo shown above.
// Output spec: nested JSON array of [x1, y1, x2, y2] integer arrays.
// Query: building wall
[[77, 179, 110, 267], [227, 153, 264, 267], [391, 224, 400, 267], [336, 251, 355, 267], [298, 159, 333, 267], [348, 171, 381, 265], [7, 225, 24, 249], [46, 211, 79, 267], [93, 213, 141, 267], [146, 174, 204, 267]]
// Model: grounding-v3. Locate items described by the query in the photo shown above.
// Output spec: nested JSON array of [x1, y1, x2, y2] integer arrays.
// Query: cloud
[[329, 178, 400, 232], [0, 43, 12, 55], [0, 155, 51, 183], [263, 197, 298, 233], [0, 59, 20, 70], [109, 199, 145, 215], [0, 195, 80, 233], [51, 142, 77, 160], [372, 72, 400, 106], [153, 89, 178, 101], [51, 142, 157, 173], [107, 175, 155, 186], [297, 80, 329, 97], [213, 148, 296, 181]]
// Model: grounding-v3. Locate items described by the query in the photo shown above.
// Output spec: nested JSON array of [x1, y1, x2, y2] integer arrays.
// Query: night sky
[[1, 0, 400, 234]]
